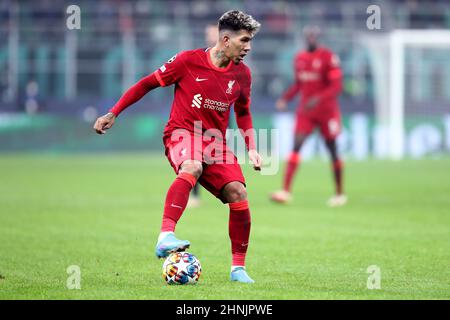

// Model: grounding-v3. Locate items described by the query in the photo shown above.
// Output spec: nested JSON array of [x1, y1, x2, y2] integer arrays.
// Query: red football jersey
[[155, 48, 252, 141], [282, 47, 342, 117]]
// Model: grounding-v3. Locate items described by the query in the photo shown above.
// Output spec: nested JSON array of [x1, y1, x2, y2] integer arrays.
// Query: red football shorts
[[295, 112, 341, 140], [163, 131, 246, 203]]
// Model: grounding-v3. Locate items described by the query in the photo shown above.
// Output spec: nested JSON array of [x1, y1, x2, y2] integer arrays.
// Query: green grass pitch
[[0, 154, 449, 299]]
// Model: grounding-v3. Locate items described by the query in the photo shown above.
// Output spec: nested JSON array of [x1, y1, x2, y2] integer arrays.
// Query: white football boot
[[327, 194, 348, 207], [269, 190, 292, 204]]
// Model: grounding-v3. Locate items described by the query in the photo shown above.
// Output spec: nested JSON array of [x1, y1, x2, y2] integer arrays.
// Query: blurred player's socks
[[283, 152, 301, 192], [333, 159, 343, 194], [160, 172, 197, 232], [229, 200, 251, 267]]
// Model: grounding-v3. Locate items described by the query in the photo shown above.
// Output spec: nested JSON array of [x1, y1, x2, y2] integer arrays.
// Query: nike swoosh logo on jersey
[[195, 77, 208, 82], [170, 203, 183, 209]]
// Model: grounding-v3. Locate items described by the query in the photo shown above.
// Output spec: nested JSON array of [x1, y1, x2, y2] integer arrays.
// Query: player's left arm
[[316, 52, 343, 101], [234, 69, 262, 171], [305, 52, 343, 110]]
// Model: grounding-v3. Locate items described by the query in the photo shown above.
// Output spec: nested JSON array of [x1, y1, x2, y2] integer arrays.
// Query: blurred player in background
[[270, 26, 347, 207], [186, 22, 220, 209], [94, 11, 262, 283]]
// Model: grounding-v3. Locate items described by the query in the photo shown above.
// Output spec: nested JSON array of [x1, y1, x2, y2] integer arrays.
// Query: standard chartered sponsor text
[[203, 98, 229, 112]]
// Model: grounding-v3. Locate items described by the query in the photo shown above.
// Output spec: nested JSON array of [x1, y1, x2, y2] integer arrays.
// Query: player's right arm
[[276, 55, 302, 111], [93, 51, 187, 135], [93, 73, 161, 134], [276, 82, 301, 111], [235, 67, 262, 171]]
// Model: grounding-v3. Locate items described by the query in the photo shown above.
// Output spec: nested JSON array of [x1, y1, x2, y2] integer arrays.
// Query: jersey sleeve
[[235, 66, 252, 108], [154, 51, 187, 87], [316, 50, 343, 101], [281, 82, 301, 101], [234, 67, 256, 151], [281, 54, 302, 101], [326, 51, 343, 81], [109, 72, 160, 116]]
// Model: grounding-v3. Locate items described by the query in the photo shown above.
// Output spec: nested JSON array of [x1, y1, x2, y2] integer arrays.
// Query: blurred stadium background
[[1, 0, 450, 159]]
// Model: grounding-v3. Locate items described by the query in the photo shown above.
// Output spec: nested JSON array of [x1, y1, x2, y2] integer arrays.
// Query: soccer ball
[[162, 252, 202, 285]]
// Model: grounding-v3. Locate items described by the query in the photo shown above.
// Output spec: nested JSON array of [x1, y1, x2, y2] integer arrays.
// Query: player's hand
[[93, 112, 116, 134], [305, 96, 320, 110], [275, 99, 288, 112], [248, 149, 263, 171]]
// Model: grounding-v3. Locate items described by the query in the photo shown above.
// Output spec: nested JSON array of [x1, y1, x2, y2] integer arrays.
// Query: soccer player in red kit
[[270, 26, 347, 207], [93, 11, 262, 283], [186, 22, 220, 209]]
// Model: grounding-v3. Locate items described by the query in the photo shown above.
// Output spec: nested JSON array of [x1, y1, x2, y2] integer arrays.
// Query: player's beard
[[307, 44, 317, 52], [235, 53, 246, 65]]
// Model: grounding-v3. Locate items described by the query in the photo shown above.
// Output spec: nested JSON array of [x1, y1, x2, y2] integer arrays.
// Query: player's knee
[[223, 181, 247, 203], [180, 160, 203, 179], [293, 134, 307, 151]]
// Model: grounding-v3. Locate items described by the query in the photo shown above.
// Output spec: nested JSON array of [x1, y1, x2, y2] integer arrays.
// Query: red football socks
[[229, 200, 251, 267], [283, 152, 301, 192], [160, 172, 197, 232]]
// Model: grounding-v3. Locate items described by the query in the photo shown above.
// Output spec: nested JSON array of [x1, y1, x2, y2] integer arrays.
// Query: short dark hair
[[218, 10, 261, 35]]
